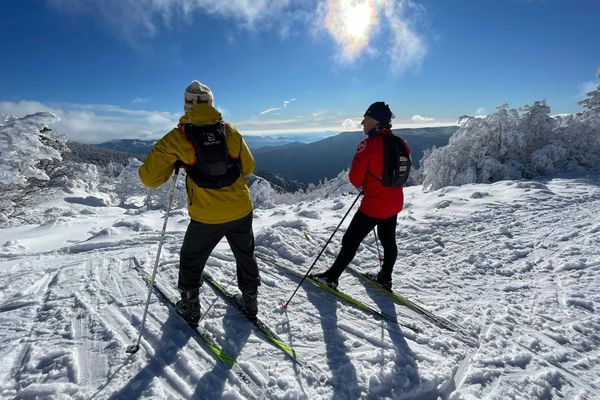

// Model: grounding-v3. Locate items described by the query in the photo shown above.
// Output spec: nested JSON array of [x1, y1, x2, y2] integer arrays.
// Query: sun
[[326, 0, 376, 60], [342, 2, 372, 40]]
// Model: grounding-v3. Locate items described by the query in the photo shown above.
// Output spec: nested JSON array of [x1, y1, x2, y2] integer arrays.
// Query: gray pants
[[178, 212, 260, 296]]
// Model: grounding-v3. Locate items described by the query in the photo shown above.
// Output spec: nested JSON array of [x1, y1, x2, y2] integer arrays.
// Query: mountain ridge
[[94, 126, 457, 184]]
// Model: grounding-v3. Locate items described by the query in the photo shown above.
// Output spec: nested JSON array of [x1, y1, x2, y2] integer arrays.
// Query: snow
[[1, 172, 599, 399]]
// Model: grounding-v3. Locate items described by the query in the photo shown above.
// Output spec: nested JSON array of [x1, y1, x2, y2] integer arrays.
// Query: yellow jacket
[[139, 104, 255, 224]]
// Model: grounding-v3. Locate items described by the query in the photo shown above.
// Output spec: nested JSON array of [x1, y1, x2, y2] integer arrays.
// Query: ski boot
[[311, 272, 338, 290], [364, 271, 392, 291], [175, 289, 201, 327], [233, 291, 258, 320]]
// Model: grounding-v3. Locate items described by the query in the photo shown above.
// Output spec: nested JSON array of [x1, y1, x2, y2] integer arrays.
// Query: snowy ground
[[1, 174, 599, 400]]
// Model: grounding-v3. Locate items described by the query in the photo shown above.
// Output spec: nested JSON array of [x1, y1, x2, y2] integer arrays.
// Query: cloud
[[411, 114, 435, 123], [577, 80, 599, 101], [0, 100, 179, 144], [260, 107, 281, 115], [235, 107, 351, 135], [341, 118, 361, 130], [383, 1, 427, 73], [131, 96, 151, 105], [47, 1, 426, 73], [259, 98, 296, 115], [475, 107, 487, 115], [46, 0, 295, 47]]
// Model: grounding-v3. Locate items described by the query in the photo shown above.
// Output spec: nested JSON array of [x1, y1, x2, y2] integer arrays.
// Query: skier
[[312, 102, 410, 291], [139, 80, 260, 325]]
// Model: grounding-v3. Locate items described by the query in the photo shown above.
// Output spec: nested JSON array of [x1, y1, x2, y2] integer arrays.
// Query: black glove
[[174, 160, 184, 174]]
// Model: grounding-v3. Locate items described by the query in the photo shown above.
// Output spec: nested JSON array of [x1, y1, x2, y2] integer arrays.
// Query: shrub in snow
[[250, 175, 278, 209], [109, 158, 184, 210], [421, 80, 600, 191]]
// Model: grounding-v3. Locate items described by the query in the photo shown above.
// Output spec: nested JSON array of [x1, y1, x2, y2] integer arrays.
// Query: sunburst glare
[[326, 0, 376, 60]]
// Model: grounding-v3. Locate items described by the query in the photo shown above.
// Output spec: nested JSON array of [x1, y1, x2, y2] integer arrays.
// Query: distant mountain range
[[89, 126, 457, 186], [252, 127, 457, 184], [95, 139, 155, 156], [95, 132, 337, 156]]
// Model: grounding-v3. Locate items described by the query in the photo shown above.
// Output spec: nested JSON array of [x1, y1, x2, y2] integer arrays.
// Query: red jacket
[[349, 128, 410, 219]]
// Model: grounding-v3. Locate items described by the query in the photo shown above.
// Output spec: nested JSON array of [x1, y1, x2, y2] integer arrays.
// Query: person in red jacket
[[312, 102, 410, 291]]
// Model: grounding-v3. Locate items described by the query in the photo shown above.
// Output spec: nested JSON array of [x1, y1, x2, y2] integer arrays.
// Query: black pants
[[327, 210, 398, 281], [178, 212, 260, 295]]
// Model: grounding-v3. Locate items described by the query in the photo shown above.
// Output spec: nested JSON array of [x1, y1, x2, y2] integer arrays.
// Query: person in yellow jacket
[[139, 80, 260, 325]]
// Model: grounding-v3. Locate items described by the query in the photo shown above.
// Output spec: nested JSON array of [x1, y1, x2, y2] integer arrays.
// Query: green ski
[[348, 266, 477, 344], [130, 258, 268, 399], [202, 272, 297, 361], [257, 254, 421, 334]]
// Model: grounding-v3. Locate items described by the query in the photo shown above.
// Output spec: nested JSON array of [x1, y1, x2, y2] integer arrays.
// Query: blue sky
[[1, 0, 599, 143]]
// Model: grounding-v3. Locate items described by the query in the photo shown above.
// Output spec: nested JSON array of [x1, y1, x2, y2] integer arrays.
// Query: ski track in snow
[[0, 176, 599, 399]]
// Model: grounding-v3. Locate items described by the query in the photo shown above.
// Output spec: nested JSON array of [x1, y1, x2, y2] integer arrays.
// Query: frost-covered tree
[[250, 175, 279, 209], [420, 104, 524, 189], [0, 112, 62, 186], [420, 90, 600, 191], [578, 69, 600, 113], [0, 113, 67, 224]]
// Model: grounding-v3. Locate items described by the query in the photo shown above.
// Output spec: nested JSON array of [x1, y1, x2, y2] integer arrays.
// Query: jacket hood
[[179, 103, 222, 125]]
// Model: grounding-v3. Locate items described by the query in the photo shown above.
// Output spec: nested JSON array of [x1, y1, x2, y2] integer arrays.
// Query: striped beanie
[[184, 80, 214, 112]]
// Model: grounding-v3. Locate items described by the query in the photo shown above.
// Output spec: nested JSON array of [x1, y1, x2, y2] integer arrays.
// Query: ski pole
[[282, 191, 362, 309], [373, 229, 383, 266], [126, 164, 181, 354]]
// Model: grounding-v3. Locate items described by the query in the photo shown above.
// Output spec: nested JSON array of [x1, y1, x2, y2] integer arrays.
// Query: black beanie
[[364, 102, 393, 126]]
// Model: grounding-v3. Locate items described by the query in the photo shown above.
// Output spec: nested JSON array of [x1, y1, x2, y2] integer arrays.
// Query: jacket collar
[[367, 127, 392, 138], [179, 104, 222, 125]]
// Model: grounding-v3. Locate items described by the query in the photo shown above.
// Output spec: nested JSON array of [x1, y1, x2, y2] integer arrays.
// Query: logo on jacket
[[356, 140, 366, 153]]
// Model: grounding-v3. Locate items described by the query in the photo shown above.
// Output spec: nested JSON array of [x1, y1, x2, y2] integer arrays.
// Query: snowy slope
[[1, 174, 599, 400]]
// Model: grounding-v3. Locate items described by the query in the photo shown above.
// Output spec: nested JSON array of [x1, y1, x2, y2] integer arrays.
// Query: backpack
[[181, 122, 241, 189], [380, 135, 411, 187]]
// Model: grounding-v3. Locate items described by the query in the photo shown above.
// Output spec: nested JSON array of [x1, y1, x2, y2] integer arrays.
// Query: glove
[[174, 160, 184, 174]]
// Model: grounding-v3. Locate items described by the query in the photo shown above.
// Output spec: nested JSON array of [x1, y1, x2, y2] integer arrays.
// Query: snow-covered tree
[[0, 112, 62, 186], [0, 113, 68, 224], [420, 91, 600, 191], [578, 68, 600, 113], [249, 175, 279, 209]]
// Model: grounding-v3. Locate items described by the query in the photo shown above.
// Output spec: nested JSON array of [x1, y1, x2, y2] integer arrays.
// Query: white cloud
[[48, 1, 426, 73], [475, 107, 487, 115], [47, 0, 294, 47], [0, 100, 179, 144], [131, 96, 151, 104], [341, 118, 361, 130], [234, 108, 345, 135], [382, 1, 427, 73], [260, 107, 281, 115], [577, 80, 599, 101], [411, 114, 435, 123], [259, 98, 296, 115]]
